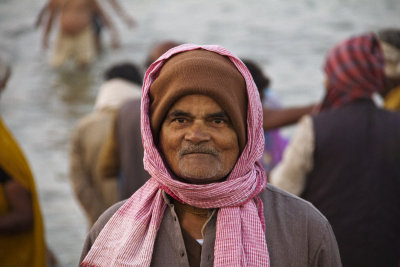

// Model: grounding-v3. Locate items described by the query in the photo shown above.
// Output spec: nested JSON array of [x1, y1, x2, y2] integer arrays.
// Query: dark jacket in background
[[116, 99, 150, 200], [302, 99, 400, 267]]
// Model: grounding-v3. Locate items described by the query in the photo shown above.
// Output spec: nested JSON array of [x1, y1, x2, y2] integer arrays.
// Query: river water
[[0, 0, 399, 265]]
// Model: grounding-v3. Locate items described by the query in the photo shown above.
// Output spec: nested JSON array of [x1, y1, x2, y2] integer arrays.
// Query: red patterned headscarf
[[82, 44, 269, 266], [320, 32, 385, 111]]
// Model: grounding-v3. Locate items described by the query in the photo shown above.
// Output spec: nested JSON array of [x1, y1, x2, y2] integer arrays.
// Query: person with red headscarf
[[79, 44, 340, 267], [271, 33, 400, 266]]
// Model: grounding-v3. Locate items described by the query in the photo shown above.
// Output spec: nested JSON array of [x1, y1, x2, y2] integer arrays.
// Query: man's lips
[[182, 152, 212, 156], [179, 146, 218, 157]]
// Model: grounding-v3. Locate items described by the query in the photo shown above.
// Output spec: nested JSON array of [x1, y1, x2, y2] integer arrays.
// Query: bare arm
[[92, 0, 120, 49], [34, 3, 49, 28], [0, 180, 34, 233], [42, 0, 60, 49], [108, 0, 135, 27], [263, 104, 316, 131]]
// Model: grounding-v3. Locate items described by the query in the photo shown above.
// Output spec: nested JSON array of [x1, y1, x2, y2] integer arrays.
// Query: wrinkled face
[[159, 94, 240, 184]]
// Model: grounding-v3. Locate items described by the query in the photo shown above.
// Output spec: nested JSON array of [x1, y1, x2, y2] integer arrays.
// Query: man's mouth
[[179, 146, 218, 157]]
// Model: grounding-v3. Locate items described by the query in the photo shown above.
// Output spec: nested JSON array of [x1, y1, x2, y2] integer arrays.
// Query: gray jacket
[[80, 184, 341, 266]]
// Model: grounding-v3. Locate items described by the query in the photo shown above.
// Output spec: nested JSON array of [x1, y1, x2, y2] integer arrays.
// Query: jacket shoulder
[[79, 201, 126, 263], [262, 184, 327, 220], [261, 185, 341, 266]]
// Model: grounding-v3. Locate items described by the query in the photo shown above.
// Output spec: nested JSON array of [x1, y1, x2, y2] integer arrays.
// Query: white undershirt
[[270, 115, 314, 196]]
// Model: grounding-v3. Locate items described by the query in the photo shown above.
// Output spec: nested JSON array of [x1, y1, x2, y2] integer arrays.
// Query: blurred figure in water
[[40, 0, 120, 68], [271, 32, 400, 266], [377, 28, 400, 111], [91, 0, 135, 51], [36, 0, 133, 53], [0, 58, 56, 266], [69, 62, 142, 226]]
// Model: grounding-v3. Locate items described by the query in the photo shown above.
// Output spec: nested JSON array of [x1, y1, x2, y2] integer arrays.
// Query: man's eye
[[173, 118, 186, 123], [212, 119, 226, 125]]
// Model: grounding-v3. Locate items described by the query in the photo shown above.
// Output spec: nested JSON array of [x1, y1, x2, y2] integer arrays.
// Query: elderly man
[[271, 33, 400, 266], [80, 45, 341, 266]]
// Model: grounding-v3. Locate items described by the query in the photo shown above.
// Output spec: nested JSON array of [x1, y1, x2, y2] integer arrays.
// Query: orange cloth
[[384, 85, 400, 111], [0, 116, 46, 267]]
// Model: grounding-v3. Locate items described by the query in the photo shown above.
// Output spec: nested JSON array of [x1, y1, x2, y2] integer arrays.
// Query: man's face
[[159, 94, 240, 184]]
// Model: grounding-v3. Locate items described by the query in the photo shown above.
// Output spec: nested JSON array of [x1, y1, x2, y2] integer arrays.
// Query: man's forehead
[[166, 94, 227, 115]]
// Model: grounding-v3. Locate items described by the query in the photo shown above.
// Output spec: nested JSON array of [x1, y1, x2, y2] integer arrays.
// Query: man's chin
[[177, 161, 222, 184], [179, 154, 217, 169]]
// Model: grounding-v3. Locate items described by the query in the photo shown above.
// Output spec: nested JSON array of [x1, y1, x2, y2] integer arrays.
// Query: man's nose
[[184, 121, 211, 144]]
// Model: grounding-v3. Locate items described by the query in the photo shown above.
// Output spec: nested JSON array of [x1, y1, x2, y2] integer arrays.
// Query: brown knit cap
[[149, 49, 248, 151]]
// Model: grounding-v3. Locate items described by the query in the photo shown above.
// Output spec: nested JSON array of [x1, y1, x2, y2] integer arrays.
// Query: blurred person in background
[[96, 40, 181, 201], [242, 59, 315, 174], [0, 58, 54, 266], [271, 32, 400, 266], [40, 0, 120, 68], [242, 59, 288, 174], [36, 0, 133, 52], [96, 96, 149, 201], [69, 62, 142, 226], [103, 0, 135, 27], [92, 0, 135, 51], [144, 40, 182, 68]]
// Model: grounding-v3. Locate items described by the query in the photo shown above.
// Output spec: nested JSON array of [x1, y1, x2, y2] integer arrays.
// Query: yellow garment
[[0, 117, 46, 267], [384, 85, 400, 111]]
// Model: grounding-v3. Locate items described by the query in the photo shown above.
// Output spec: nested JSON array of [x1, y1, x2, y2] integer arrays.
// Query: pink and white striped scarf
[[82, 44, 270, 267]]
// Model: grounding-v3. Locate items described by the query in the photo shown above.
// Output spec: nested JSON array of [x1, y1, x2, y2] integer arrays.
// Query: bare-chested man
[[42, 0, 120, 68]]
